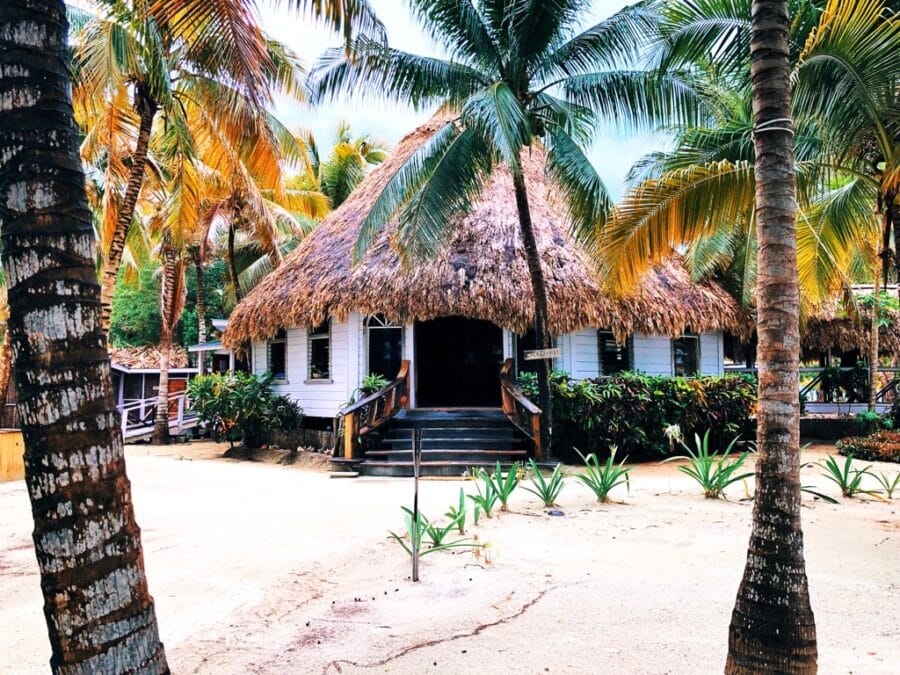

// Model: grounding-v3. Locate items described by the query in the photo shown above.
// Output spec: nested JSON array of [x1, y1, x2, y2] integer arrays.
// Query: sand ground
[[1, 441, 897, 674]]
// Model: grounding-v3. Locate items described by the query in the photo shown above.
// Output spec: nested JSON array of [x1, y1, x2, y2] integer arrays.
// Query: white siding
[[252, 319, 354, 419], [632, 334, 674, 376], [700, 331, 724, 375]]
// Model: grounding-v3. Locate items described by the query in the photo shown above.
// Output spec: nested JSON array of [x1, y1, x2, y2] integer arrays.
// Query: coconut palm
[[0, 0, 167, 670], [309, 0, 703, 450], [723, 1, 819, 667], [72, 0, 347, 333], [301, 121, 389, 207]]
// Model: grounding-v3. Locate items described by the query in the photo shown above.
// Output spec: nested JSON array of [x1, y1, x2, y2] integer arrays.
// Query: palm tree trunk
[[227, 220, 244, 302], [511, 168, 553, 456], [193, 251, 206, 374], [152, 249, 177, 445], [0, 323, 12, 411], [0, 2, 167, 670], [869, 256, 880, 411], [100, 82, 157, 334], [726, 2, 817, 672]]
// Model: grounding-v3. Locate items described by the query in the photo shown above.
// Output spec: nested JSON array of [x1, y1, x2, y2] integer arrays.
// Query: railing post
[[176, 395, 184, 431], [344, 413, 356, 460], [531, 414, 542, 461]]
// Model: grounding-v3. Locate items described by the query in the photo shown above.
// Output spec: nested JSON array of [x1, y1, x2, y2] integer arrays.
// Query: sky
[[258, 0, 666, 199]]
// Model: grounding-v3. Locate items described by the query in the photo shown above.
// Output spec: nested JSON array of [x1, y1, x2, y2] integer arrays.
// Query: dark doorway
[[415, 317, 504, 407]]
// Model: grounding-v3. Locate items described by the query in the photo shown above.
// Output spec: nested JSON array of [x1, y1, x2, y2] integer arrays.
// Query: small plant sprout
[[522, 459, 567, 507], [663, 431, 753, 499], [487, 461, 522, 511], [388, 508, 470, 558], [445, 488, 468, 534], [816, 455, 883, 499], [873, 472, 900, 499], [467, 468, 499, 518], [575, 446, 631, 503]]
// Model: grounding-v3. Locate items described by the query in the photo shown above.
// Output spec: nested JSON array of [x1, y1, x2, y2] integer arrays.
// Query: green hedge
[[521, 371, 756, 461], [837, 430, 900, 464]]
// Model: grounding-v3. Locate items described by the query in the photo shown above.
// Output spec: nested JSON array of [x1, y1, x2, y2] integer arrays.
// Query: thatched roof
[[110, 345, 191, 370], [225, 118, 741, 346], [802, 309, 900, 357]]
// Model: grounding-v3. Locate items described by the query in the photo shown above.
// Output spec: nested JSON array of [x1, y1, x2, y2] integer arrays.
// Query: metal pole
[[412, 427, 421, 582]]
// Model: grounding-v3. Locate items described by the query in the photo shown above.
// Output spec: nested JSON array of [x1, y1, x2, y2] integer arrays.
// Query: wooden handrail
[[499, 358, 542, 461], [338, 360, 410, 460]]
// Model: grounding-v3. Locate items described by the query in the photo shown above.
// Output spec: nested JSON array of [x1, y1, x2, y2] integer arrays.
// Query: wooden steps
[[349, 409, 532, 477]]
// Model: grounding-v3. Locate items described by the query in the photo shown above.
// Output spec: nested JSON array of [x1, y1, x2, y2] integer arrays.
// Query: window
[[267, 330, 287, 381], [672, 334, 700, 376], [307, 320, 331, 381], [366, 315, 403, 380], [598, 331, 632, 376]]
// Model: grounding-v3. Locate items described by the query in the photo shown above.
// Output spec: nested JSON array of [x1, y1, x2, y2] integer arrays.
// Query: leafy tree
[[310, 0, 701, 451], [109, 265, 162, 347]]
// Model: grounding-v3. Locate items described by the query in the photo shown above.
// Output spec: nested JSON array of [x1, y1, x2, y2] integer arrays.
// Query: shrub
[[188, 372, 303, 448], [663, 431, 753, 499], [852, 410, 891, 436], [816, 455, 880, 499], [522, 371, 755, 460], [522, 459, 567, 507], [575, 447, 631, 503], [837, 431, 900, 464]]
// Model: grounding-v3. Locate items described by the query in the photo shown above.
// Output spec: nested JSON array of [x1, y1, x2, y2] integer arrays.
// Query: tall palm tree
[[726, 0, 817, 670], [310, 0, 702, 450], [0, 1, 167, 670]]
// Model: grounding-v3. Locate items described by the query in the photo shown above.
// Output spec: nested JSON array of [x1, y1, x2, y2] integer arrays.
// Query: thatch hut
[[224, 118, 741, 422]]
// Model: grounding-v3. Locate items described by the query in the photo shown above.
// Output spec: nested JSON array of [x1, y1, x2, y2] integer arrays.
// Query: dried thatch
[[802, 309, 900, 357], [110, 345, 191, 370], [225, 118, 741, 346]]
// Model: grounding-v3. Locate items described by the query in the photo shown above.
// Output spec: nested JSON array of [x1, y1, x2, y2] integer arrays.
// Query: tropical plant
[[853, 410, 889, 436], [188, 372, 303, 448], [310, 0, 704, 452], [816, 455, 881, 499], [445, 487, 469, 535], [837, 430, 900, 463], [664, 432, 753, 499], [873, 471, 900, 498], [467, 468, 499, 518], [487, 461, 522, 512], [388, 508, 470, 558], [522, 459, 567, 507], [0, 1, 167, 668], [575, 446, 632, 503]]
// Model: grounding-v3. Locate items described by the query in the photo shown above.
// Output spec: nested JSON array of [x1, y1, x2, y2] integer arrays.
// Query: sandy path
[[0, 443, 897, 674]]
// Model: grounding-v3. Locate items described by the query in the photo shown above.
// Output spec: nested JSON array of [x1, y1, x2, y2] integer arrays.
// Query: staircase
[[356, 409, 531, 477]]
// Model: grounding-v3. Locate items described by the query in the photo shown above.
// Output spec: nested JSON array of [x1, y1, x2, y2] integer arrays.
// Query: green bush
[[853, 410, 891, 436], [520, 371, 756, 461], [837, 430, 900, 464], [188, 372, 303, 448]]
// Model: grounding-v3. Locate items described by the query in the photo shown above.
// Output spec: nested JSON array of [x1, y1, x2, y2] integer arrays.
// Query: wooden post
[[531, 415, 542, 462], [343, 413, 355, 460], [412, 427, 421, 582]]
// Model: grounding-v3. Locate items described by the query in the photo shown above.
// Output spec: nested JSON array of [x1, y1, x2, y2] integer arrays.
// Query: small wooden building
[[224, 119, 742, 428]]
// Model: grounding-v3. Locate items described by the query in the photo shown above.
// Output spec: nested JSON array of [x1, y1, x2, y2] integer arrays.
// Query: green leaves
[[461, 83, 530, 172], [816, 454, 883, 499], [522, 459, 567, 507], [663, 430, 753, 499], [575, 447, 632, 503]]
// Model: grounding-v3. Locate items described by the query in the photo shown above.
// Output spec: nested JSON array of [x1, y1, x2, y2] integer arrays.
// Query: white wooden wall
[[253, 321, 727, 417]]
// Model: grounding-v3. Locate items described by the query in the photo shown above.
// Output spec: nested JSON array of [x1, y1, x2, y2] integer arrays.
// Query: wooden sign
[[524, 347, 561, 361]]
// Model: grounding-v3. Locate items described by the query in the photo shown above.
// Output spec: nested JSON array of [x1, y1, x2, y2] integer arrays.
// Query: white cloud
[[260, 1, 662, 198]]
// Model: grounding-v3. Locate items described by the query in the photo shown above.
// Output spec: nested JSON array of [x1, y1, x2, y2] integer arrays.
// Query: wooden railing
[[337, 360, 410, 460], [119, 392, 196, 439], [499, 358, 542, 461]]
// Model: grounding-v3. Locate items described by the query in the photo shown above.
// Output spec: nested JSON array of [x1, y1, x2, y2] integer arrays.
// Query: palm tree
[[72, 0, 364, 333], [310, 0, 701, 450], [301, 121, 389, 207], [603, 0, 898, 401], [726, 0, 817, 670], [0, 1, 167, 670]]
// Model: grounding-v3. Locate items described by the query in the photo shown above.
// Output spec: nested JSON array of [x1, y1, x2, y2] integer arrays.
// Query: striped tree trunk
[[193, 251, 207, 374], [512, 167, 553, 457], [152, 248, 178, 445], [227, 219, 244, 302], [869, 256, 880, 411], [726, 1, 817, 672], [99, 82, 157, 334], [0, 1, 167, 671]]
